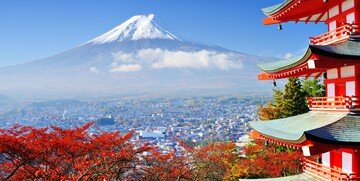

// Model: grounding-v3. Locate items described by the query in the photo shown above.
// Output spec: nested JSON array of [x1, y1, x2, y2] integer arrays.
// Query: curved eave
[[258, 40, 360, 75], [311, 40, 360, 58], [261, 0, 332, 25], [258, 47, 312, 73], [250, 112, 348, 144], [305, 134, 360, 146], [259, 130, 307, 144], [262, 0, 294, 16], [262, 17, 327, 25], [262, 18, 283, 25], [305, 114, 360, 146]]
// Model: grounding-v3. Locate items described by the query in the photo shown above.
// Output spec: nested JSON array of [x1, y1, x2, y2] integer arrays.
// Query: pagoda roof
[[250, 112, 347, 144], [311, 39, 360, 58], [261, 0, 338, 25], [262, 0, 294, 16], [306, 114, 360, 145], [258, 49, 311, 73], [258, 40, 360, 79]]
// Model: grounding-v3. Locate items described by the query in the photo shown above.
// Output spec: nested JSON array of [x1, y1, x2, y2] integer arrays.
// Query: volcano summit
[[0, 14, 273, 99]]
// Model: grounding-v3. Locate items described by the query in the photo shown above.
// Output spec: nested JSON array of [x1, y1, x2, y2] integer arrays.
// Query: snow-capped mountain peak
[[90, 14, 180, 44]]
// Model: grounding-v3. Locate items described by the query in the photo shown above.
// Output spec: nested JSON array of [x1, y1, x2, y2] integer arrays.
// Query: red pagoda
[[251, 0, 360, 180]]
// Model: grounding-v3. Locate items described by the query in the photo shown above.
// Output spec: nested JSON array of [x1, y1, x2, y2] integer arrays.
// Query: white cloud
[[110, 64, 142, 72], [277, 48, 307, 60], [283, 53, 293, 59], [110, 48, 243, 71], [89, 67, 100, 74], [112, 52, 135, 63]]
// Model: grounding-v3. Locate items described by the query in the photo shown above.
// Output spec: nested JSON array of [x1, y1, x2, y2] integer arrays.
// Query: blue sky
[[0, 0, 327, 67]]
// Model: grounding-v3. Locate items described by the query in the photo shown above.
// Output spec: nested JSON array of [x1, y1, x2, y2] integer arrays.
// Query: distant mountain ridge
[[0, 14, 274, 99]]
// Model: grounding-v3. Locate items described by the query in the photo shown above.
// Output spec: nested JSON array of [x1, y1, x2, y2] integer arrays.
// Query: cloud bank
[[110, 64, 143, 72], [110, 48, 243, 72], [89, 67, 100, 74]]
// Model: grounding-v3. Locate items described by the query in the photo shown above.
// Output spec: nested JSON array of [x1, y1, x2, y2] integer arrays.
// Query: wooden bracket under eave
[[258, 73, 272, 80], [262, 17, 282, 25]]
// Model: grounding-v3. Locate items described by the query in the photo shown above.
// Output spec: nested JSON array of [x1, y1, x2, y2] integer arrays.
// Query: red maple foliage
[[0, 123, 151, 180], [0, 123, 305, 180], [185, 142, 238, 180], [225, 139, 303, 179], [141, 149, 192, 180], [141, 141, 239, 181]]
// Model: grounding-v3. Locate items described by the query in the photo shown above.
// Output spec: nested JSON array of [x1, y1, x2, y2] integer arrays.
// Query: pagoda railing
[[309, 23, 352, 45], [303, 159, 360, 180], [307, 96, 360, 111]]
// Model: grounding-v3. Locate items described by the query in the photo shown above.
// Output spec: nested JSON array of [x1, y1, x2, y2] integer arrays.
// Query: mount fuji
[[0, 14, 274, 99]]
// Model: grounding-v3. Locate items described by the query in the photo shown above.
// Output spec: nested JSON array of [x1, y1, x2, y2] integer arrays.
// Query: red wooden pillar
[[352, 150, 360, 173], [355, 0, 360, 23], [332, 150, 342, 171], [356, 65, 359, 97], [354, 0, 360, 35], [352, 0, 360, 35]]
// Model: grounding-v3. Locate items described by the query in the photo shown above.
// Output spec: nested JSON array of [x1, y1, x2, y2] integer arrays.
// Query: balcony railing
[[303, 159, 360, 180], [309, 24, 352, 45], [307, 96, 360, 112]]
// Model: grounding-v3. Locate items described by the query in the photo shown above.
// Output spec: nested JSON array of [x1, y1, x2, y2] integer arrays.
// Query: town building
[[251, 0, 360, 180]]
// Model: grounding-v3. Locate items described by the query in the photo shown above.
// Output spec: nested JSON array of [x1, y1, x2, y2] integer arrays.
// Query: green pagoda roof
[[311, 40, 360, 58], [250, 112, 348, 144], [262, 0, 293, 16], [258, 49, 311, 73], [306, 114, 360, 145], [258, 40, 360, 73]]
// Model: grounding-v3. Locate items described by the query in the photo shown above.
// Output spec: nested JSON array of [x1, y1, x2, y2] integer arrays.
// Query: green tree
[[273, 89, 283, 108], [257, 102, 281, 120], [258, 77, 309, 120], [257, 89, 283, 120], [301, 78, 325, 97], [281, 77, 308, 117]]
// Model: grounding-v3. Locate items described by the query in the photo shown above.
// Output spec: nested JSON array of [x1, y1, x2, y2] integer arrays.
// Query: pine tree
[[301, 78, 325, 97], [258, 77, 309, 120], [273, 89, 283, 108], [281, 77, 308, 117]]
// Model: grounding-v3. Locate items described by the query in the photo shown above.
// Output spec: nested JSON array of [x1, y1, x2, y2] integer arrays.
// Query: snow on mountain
[[90, 14, 180, 44], [0, 14, 275, 99]]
